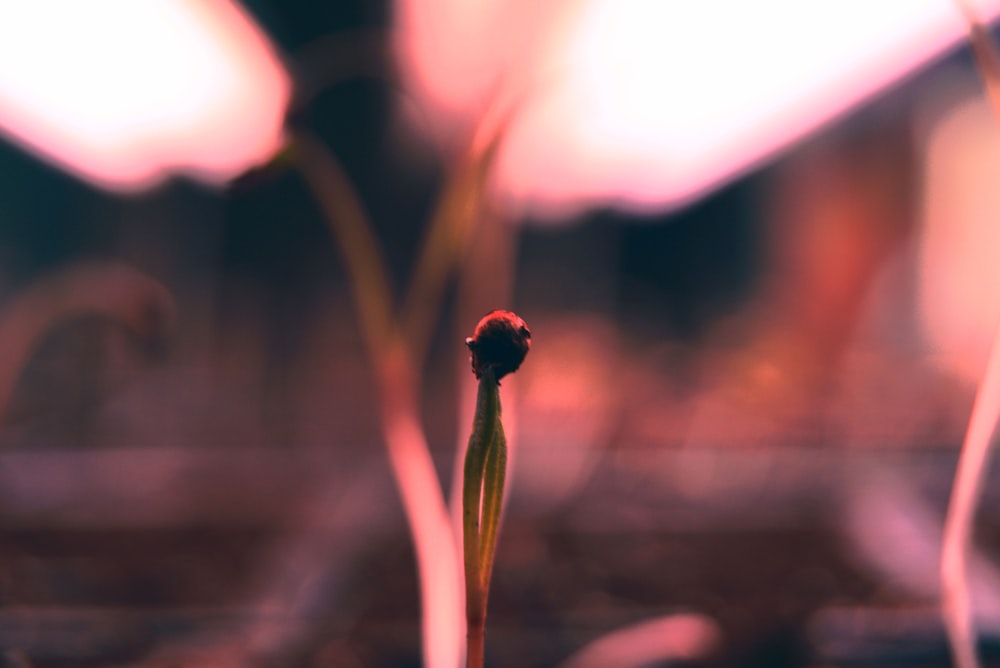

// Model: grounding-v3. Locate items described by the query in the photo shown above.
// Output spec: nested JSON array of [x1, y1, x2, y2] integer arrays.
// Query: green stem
[[463, 368, 506, 668], [478, 414, 507, 593], [462, 412, 487, 621]]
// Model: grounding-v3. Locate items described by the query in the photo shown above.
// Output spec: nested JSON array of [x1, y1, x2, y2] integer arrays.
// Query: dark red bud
[[465, 310, 531, 381]]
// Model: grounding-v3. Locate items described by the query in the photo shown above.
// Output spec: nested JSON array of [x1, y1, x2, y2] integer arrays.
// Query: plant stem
[[463, 368, 506, 668], [447, 202, 520, 666], [941, 322, 1000, 668], [467, 624, 485, 668], [942, 7, 1000, 668], [376, 343, 463, 668], [478, 414, 507, 591], [290, 130, 396, 354], [401, 108, 514, 369], [292, 130, 462, 668]]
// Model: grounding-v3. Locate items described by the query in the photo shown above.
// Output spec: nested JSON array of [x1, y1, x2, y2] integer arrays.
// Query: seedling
[[462, 310, 530, 668], [290, 100, 513, 666]]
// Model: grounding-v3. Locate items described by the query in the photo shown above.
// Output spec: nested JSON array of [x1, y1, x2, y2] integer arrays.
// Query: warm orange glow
[[0, 1, 290, 191], [396, 0, 1000, 219]]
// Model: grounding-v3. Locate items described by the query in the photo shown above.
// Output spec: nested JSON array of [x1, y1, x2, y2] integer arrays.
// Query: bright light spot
[[0, 0, 290, 191], [393, 0, 567, 130], [395, 0, 1000, 219], [919, 94, 1000, 383]]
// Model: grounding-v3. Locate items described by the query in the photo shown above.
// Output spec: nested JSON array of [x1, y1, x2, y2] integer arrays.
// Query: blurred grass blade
[[290, 129, 397, 354], [401, 103, 518, 366], [293, 130, 461, 668], [942, 323, 1000, 668], [943, 8, 1000, 668], [958, 2, 1000, 121], [558, 614, 720, 668]]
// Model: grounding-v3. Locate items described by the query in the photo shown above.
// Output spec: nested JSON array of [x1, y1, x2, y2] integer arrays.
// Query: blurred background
[[2, 1, 1000, 666]]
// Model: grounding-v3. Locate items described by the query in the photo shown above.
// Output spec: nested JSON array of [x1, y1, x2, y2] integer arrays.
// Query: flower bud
[[465, 310, 531, 381]]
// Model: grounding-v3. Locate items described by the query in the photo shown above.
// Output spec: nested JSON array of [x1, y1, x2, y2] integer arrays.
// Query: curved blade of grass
[[942, 6, 1000, 668], [401, 109, 515, 368], [942, 323, 1000, 668], [290, 129, 397, 355], [293, 130, 462, 668]]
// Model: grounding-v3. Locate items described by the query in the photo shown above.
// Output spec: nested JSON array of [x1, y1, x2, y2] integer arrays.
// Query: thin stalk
[[942, 323, 1000, 668], [942, 6, 1000, 668], [462, 375, 492, 605], [401, 108, 515, 368], [463, 368, 506, 668], [478, 415, 507, 591], [463, 433, 486, 668], [956, 1, 1000, 120], [290, 130, 396, 355], [376, 344, 463, 668], [291, 131, 462, 668]]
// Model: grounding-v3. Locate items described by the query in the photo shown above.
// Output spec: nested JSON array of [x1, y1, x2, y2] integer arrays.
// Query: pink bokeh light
[[919, 93, 1000, 383], [0, 0, 290, 191], [396, 0, 1000, 219]]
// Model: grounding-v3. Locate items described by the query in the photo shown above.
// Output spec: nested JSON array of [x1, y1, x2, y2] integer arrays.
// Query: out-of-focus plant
[[942, 6, 1000, 668], [289, 100, 513, 666], [557, 613, 720, 668], [290, 127, 462, 668], [0, 262, 176, 424]]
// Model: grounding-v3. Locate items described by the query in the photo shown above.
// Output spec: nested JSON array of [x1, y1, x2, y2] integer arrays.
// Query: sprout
[[462, 310, 530, 668]]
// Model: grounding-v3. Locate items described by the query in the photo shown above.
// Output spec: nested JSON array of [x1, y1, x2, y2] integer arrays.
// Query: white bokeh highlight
[[0, 0, 290, 191], [396, 0, 1000, 219]]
